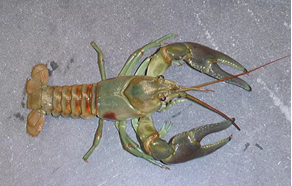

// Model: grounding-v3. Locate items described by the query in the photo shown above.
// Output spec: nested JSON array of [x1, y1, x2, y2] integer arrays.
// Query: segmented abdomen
[[27, 84, 99, 119]]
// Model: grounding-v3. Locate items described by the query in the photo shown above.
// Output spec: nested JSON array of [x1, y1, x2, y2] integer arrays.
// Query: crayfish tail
[[27, 110, 45, 137], [26, 64, 49, 94], [26, 64, 48, 137]]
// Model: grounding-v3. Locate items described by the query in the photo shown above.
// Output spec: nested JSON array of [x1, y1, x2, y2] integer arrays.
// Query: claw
[[182, 42, 251, 91], [162, 119, 234, 164], [147, 42, 251, 91], [173, 43, 251, 90], [137, 116, 234, 165]]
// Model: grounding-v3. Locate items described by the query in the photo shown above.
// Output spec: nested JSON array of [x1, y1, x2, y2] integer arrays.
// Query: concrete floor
[[0, 1, 290, 186]]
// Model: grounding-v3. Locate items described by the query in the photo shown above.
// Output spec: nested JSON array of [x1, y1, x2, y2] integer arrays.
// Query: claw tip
[[83, 157, 89, 163], [164, 166, 170, 170], [229, 135, 233, 140]]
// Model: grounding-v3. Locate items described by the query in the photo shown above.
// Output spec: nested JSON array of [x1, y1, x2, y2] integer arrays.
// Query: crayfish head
[[124, 76, 179, 114], [124, 75, 200, 115]]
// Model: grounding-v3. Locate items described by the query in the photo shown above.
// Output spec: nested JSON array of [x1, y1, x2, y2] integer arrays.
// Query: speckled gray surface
[[0, 1, 290, 186]]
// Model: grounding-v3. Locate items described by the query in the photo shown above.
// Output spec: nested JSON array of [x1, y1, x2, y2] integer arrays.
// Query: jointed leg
[[134, 57, 151, 75], [91, 41, 106, 80], [131, 117, 172, 138], [83, 119, 104, 162], [115, 120, 169, 169], [119, 33, 177, 76]]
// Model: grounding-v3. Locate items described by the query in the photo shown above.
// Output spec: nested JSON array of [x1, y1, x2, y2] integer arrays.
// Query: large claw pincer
[[148, 42, 251, 91], [136, 116, 234, 165], [162, 119, 234, 164]]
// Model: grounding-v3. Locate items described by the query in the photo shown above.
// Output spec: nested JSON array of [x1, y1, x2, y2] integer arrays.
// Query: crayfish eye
[[160, 96, 166, 101], [158, 75, 164, 79], [157, 75, 165, 84]]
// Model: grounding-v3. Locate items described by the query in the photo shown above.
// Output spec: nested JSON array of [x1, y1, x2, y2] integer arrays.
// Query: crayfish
[[25, 34, 288, 169]]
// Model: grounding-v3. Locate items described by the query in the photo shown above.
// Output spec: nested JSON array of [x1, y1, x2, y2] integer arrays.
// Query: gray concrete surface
[[0, 1, 290, 186]]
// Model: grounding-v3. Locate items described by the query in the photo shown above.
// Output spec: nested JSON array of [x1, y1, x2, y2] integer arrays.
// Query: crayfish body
[[26, 34, 280, 168]]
